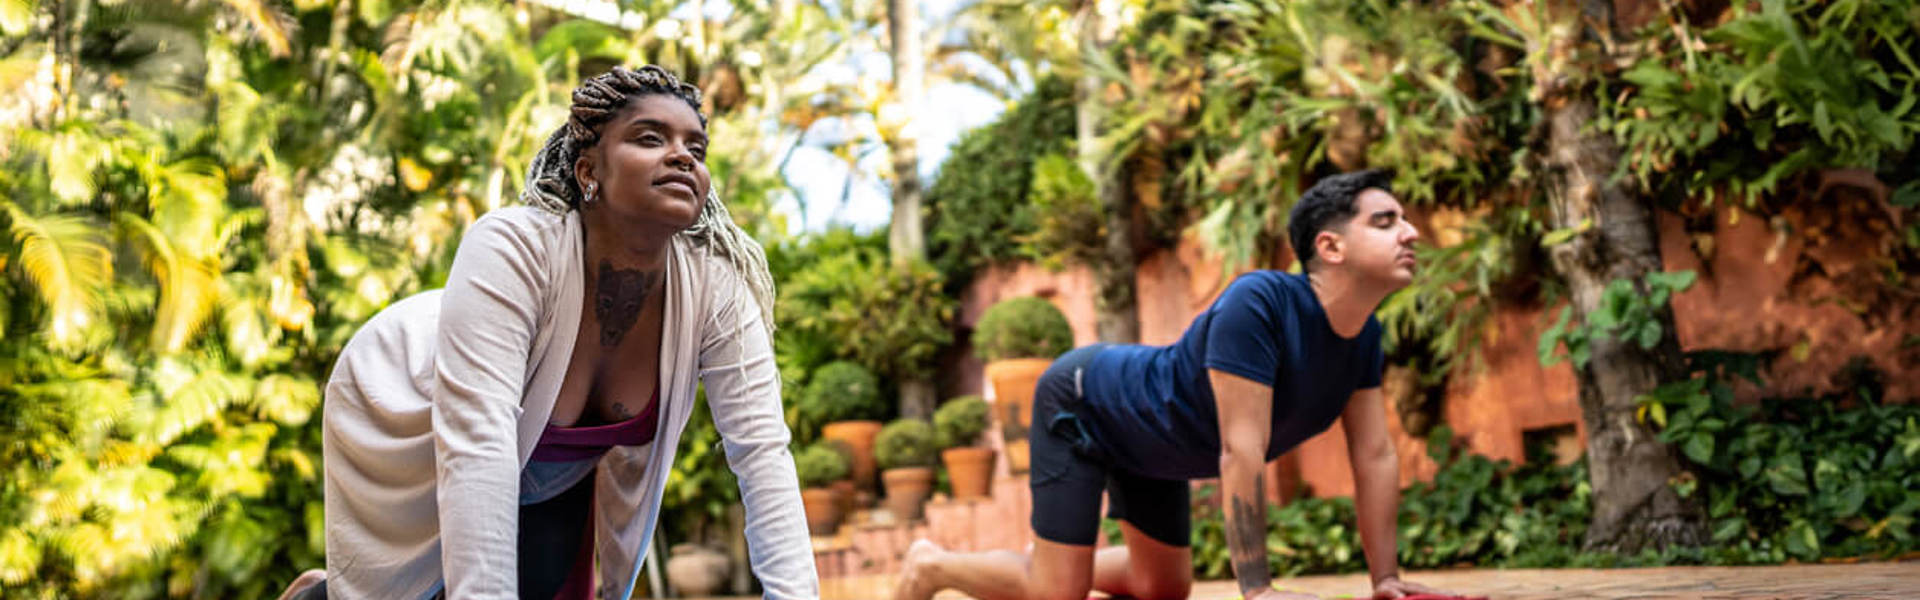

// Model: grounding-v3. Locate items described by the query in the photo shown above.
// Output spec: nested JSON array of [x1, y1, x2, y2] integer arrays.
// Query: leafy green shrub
[[875, 419, 937, 470], [1023, 153, 1103, 269], [925, 75, 1077, 286], [973, 296, 1074, 362], [933, 395, 990, 450], [777, 243, 956, 382], [1640, 352, 1920, 563], [798, 361, 886, 426], [794, 443, 851, 489], [768, 228, 888, 445]]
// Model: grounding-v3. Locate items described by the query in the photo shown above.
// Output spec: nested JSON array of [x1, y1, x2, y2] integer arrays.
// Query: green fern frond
[[4, 202, 112, 351], [0, 528, 39, 586], [251, 374, 319, 426], [135, 369, 250, 448]]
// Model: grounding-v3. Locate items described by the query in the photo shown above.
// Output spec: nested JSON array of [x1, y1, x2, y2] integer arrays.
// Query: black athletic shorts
[[1028, 344, 1191, 548]]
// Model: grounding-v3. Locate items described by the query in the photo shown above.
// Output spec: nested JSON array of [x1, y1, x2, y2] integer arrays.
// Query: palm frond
[[3, 202, 112, 350], [116, 213, 221, 354], [144, 157, 230, 257]]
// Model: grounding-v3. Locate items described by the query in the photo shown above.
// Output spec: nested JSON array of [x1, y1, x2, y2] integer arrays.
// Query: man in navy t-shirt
[[895, 170, 1454, 600]]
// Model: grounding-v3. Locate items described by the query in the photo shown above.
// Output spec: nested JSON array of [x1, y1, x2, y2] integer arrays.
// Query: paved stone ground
[[790, 560, 1920, 600]]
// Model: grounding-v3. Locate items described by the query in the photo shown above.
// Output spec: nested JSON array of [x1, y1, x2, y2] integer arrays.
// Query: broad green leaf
[[1767, 455, 1811, 496], [1711, 517, 1746, 543], [1637, 321, 1662, 349], [1684, 433, 1716, 464]]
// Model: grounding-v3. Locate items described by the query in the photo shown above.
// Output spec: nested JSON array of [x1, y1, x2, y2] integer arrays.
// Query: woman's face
[[576, 94, 710, 230]]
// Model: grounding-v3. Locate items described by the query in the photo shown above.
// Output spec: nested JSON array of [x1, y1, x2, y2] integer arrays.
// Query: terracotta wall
[[942, 204, 1917, 499]]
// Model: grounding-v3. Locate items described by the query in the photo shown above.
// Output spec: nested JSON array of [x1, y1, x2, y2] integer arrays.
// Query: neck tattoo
[[595, 260, 659, 347]]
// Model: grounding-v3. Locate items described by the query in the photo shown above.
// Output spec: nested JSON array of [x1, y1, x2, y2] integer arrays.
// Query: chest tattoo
[[595, 260, 659, 347]]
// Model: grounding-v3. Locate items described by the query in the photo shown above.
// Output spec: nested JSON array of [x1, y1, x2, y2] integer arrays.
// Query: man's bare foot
[[892, 539, 947, 600], [275, 569, 326, 600]]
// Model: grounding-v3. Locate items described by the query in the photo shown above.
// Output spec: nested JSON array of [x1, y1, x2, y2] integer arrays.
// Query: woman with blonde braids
[[280, 65, 815, 600]]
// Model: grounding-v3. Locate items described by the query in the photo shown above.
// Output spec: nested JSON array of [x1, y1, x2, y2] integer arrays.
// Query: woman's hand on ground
[[1248, 588, 1320, 600]]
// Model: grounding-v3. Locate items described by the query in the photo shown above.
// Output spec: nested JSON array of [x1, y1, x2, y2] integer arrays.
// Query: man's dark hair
[[1287, 169, 1394, 270]]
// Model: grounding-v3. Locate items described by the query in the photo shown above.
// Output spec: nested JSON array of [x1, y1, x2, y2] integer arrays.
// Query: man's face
[[1324, 188, 1420, 287]]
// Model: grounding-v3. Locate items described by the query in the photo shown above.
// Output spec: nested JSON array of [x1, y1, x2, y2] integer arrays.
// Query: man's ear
[[1314, 229, 1345, 266]]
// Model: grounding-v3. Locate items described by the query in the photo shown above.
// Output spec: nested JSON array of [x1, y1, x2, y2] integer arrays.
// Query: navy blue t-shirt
[[1077, 270, 1384, 481]]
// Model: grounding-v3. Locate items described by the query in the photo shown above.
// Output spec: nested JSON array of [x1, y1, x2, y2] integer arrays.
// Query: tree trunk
[[1538, 0, 1705, 553], [887, 0, 936, 419], [1075, 0, 1139, 344], [885, 0, 925, 268]]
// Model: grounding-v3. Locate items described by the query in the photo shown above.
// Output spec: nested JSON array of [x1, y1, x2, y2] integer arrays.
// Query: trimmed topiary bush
[[973, 297, 1074, 362], [794, 443, 851, 489], [799, 361, 886, 427], [874, 419, 938, 470], [933, 395, 991, 450]]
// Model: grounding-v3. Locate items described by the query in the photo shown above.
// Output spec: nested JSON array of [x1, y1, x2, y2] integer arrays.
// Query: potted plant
[[822, 438, 858, 517], [802, 361, 889, 493], [874, 418, 938, 522], [933, 395, 995, 499], [665, 543, 730, 596], [794, 442, 851, 536], [973, 296, 1074, 474]]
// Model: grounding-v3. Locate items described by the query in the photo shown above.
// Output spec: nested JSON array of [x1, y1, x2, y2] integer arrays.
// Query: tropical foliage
[[0, 0, 860, 595], [3, 0, 1917, 594]]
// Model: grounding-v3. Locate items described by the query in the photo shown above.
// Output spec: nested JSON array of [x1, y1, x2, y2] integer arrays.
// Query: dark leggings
[[293, 472, 595, 600]]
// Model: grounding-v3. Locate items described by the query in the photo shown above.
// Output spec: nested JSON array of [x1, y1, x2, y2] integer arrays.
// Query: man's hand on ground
[[1371, 575, 1451, 599]]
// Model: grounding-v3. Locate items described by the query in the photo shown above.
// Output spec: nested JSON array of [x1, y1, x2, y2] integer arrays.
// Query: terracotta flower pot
[[940, 446, 996, 499], [821, 420, 883, 493], [665, 543, 730, 596], [801, 487, 842, 536], [985, 358, 1053, 474], [880, 466, 936, 522], [829, 478, 856, 518]]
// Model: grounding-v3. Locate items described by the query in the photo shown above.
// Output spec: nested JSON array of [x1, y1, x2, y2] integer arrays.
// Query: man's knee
[[1128, 571, 1192, 600], [1032, 582, 1094, 600]]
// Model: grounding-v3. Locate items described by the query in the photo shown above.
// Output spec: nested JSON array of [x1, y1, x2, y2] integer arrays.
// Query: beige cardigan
[[320, 206, 816, 599]]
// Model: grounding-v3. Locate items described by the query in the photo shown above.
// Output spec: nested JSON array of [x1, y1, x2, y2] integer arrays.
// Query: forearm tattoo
[[595, 260, 658, 347], [1230, 473, 1271, 595]]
